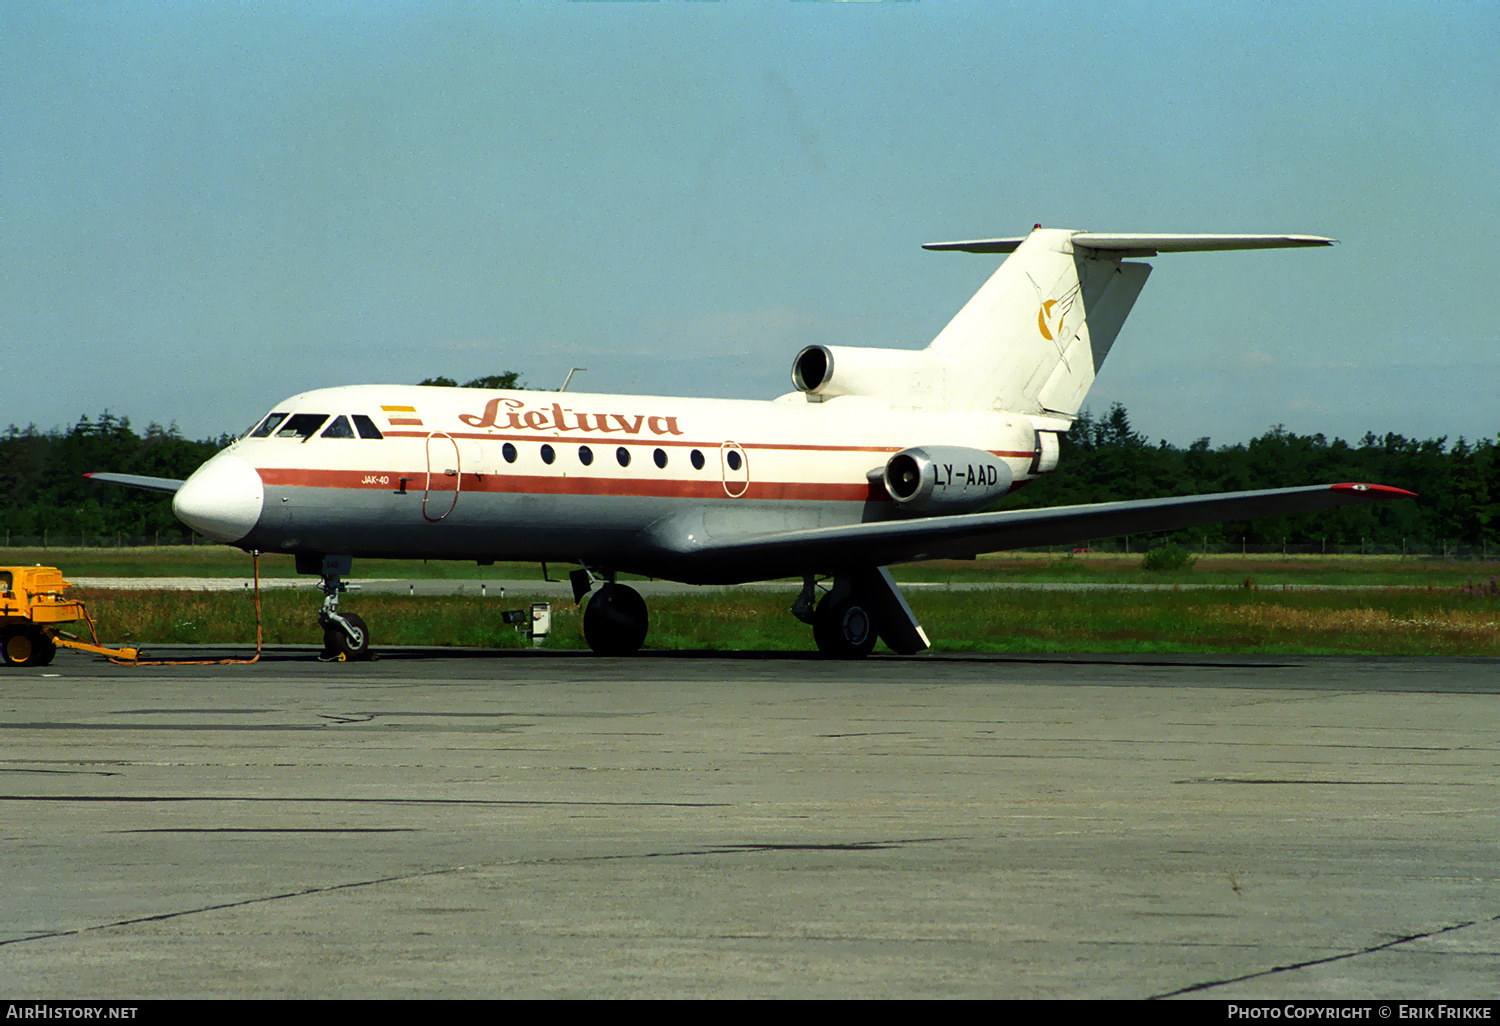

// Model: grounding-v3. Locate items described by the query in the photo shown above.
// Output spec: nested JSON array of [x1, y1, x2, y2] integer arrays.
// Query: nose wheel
[[321, 611, 369, 661]]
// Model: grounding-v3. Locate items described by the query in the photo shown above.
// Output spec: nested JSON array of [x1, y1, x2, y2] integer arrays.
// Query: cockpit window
[[321, 416, 355, 439], [352, 415, 384, 439], [249, 412, 288, 438], [275, 413, 329, 439]]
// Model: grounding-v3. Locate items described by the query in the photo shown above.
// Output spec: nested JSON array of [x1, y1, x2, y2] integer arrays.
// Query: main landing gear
[[313, 555, 371, 661], [566, 565, 930, 660], [572, 569, 648, 656], [793, 568, 931, 659], [811, 594, 878, 658]]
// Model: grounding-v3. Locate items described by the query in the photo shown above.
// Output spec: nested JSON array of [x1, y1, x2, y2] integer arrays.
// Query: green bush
[[1141, 544, 1196, 571]]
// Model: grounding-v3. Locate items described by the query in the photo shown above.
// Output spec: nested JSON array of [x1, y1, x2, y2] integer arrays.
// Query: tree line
[[1, 400, 1493, 549], [1011, 405, 1497, 551], [1, 413, 231, 540]]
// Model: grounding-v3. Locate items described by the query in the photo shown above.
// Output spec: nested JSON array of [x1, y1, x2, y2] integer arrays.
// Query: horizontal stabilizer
[[85, 472, 185, 494], [652, 483, 1413, 584], [924, 233, 1335, 256], [922, 237, 1027, 254], [1072, 234, 1335, 256]]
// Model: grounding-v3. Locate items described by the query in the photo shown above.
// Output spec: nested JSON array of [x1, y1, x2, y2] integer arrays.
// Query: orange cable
[[109, 551, 264, 666]]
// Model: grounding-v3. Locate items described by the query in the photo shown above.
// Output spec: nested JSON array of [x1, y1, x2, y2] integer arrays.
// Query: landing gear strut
[[315, 555, 371, 661]]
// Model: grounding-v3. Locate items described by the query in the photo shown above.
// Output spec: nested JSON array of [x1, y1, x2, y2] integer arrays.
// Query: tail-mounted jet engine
[[791, 344, 950, 405], [881, 445, 1013, 514]]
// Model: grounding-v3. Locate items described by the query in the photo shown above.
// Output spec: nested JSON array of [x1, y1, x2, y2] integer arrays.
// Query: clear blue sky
[[4, 1, 1496, 449]]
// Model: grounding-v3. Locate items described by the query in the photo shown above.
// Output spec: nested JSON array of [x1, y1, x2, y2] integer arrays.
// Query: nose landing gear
[[315, 555, 371, 661]]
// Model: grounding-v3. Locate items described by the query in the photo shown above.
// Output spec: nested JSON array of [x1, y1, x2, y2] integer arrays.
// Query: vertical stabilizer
[[924, 228, 1147, 415]]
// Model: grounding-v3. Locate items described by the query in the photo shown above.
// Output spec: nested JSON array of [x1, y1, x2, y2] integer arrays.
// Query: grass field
[[5, 545, 1497, 588], [8, 546, 1495, 657], [60, 582, 1500, 658]]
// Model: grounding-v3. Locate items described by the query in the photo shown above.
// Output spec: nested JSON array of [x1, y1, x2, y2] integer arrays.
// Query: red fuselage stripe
[[257, 467, 880, 502]]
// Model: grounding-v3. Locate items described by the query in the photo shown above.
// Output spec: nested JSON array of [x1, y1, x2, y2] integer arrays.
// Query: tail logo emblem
[[1037, 300, 1060, 340]]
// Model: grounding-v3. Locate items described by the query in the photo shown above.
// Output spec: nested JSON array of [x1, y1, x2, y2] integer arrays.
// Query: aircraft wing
[[84, 472, 185, 494], [649, 483, 1414, 584]]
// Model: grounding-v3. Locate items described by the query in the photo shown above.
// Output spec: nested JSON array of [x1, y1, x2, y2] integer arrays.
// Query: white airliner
[[92, 227, 1413, 658]]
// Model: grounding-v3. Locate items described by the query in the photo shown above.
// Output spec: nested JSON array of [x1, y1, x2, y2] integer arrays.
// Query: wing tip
[[1331, 482, 1418, 499]]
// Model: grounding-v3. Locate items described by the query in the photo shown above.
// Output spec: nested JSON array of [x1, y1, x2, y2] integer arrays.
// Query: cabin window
[[321, 416, 355, 439], [690, 449, 705, 470], [502, 442, 517, 464], [275, 413, 329, 439], [726, 449, 742, 472], [540, 444, 555, 465], [578, 445, 594, 466], [250, 413, 288, 438], [353, 415, 384, 439], [653, 448, 667, 469], [616, 447, 631, 467]]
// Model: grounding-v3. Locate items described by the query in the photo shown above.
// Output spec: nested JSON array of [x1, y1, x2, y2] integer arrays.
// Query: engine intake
[[791, 344, 949, 404], [882, 445, 1013, 514]]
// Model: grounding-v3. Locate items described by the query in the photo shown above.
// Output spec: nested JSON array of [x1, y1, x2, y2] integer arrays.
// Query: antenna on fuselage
[[559, 368, 586, 392]]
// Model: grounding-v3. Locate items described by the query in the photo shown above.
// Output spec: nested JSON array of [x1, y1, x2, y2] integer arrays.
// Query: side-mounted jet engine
[[881, 446, 1013, 514]]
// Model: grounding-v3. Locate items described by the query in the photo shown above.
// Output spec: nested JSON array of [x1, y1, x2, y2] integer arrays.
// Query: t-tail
[[788, 226, 1333, 417]]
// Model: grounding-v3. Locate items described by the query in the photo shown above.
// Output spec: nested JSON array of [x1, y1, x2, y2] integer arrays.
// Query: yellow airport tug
[[0, 566, 138, 666]]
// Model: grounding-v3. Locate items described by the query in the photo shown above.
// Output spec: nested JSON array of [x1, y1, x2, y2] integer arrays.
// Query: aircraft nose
[[172, 453, 265, 544]]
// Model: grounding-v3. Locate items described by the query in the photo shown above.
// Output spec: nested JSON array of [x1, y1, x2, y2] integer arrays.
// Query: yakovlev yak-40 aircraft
[[93, 226, 1413, 658]]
